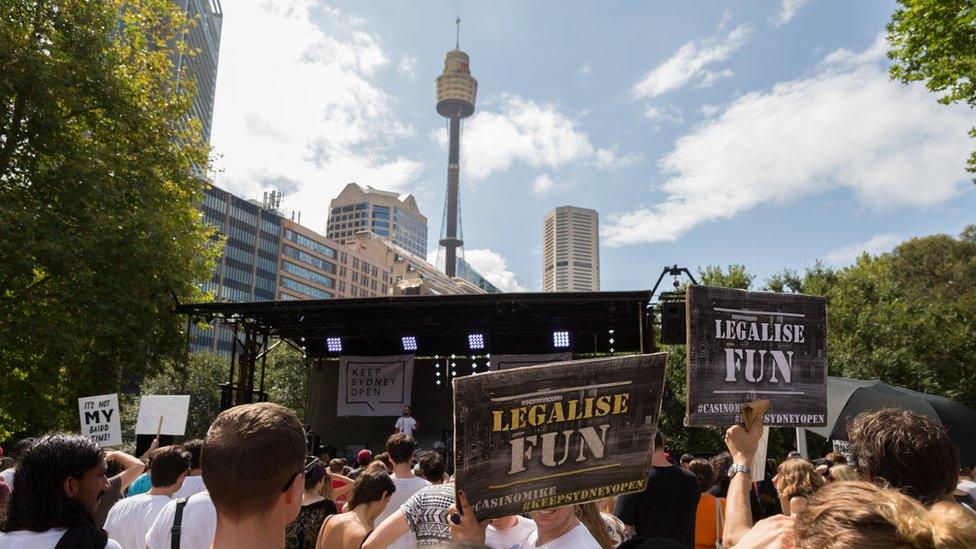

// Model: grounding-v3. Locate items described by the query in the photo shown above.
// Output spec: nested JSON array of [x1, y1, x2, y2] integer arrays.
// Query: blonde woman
[[773, 459, 825, 515], [828, 464, 857, 482]]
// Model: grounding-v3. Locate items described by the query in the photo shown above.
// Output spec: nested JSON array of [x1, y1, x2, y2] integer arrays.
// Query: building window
[[281, 260, 335, 288], [280, 277, 332, 299], [284, 229, 336, 258], [282, 245, 336, 273]]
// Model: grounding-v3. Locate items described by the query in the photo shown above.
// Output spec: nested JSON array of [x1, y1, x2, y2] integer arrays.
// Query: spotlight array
[[553, 331, 570, 348], [401, 336, 418, 352], [326, 337, 342, 353], [468, 333, 485, 350]]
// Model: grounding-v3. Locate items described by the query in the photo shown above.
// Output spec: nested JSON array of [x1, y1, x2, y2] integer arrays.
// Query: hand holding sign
[[725, 410, 767, 465]]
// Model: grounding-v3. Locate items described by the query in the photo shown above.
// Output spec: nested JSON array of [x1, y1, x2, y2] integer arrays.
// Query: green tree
[[128, 352, 226, 440], [0, 0, 219, 441], [697, 264, 754, 290], [827, 226, 976, 407], [888, 0, 976, 177], [264, 344, 310, 419]]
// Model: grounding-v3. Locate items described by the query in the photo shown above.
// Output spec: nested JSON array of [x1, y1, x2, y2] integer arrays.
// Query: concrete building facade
[[326, 183, 428, 260], [542, 206, 600, 292]]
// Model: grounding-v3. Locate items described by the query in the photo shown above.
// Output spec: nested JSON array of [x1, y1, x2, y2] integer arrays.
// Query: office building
[[327, 183, 428, 260], [279, 219, 390, 300], [193, 185, 282, 353], [542, 206, 600, 292], [175, 0, 223, 142]]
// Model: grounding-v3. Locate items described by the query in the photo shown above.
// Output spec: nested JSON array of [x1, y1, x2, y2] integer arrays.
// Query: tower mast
[[436, 19, 478, 277]]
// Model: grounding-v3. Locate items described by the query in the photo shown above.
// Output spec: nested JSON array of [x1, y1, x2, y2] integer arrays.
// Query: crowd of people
[[0, 404, 974, 548]]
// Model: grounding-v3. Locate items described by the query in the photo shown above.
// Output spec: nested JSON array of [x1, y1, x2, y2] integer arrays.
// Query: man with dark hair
[[93, 449, 146, 527], [203, 402, 307, 549], [0, 434, 122, 548], [418, 451, 447, 484], [172, 439, 205, 499], [848, 408, 960, 504], [0, 438, 35, 492], [105, 446, 190, 549], [373, 433, 430, 548], [614, 430, 700, 546], [680, 453, 695, 469], [394, 405, 418, 438]]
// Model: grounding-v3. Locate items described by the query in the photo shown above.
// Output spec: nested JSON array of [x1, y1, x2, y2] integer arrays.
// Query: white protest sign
[[136, 395, 191, 436], [751, 426, 771, 482], [337, 355, 414, 416], [487, 352, 572, 371], [78, 394, 122, 447]]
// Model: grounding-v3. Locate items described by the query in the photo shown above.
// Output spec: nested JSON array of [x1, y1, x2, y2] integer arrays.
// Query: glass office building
[[327, 183, 428, 260]]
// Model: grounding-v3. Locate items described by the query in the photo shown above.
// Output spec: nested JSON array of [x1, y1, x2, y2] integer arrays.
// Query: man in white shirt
[[172, 439, 206, 499], [394, 405, 419, 438], [370, 433, 430, 549], [0, 434, 122, 549], [145, 491, 216, 549], [0, 437, 36, 492], [105, 446, 190, 549]]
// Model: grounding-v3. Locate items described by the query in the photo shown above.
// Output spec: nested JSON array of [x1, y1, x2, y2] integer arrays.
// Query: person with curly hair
[[773, 458, 825, 515]]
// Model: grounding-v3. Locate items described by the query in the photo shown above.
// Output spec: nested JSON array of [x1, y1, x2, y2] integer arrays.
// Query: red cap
[[357, 449, 373, 461]]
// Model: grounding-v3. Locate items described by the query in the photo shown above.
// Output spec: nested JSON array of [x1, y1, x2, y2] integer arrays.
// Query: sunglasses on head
[[281, 456, 321, 492]]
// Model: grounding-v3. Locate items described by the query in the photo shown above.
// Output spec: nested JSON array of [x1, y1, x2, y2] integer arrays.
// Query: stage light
[[435, 371, 441, 377], [553, 331, 570, 348], [468, 333, 485, 350], [326, 337, 342, 353], [436, 379, 441, 385], [471, 362, 478, 370], [401, 336, 417, 352], [609, 338, 615, 344]]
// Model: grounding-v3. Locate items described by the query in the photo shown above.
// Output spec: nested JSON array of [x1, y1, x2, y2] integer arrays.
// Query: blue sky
[[209, 0, 976, 292]]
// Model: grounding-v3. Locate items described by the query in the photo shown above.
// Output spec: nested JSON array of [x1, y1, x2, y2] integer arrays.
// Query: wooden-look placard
[[454, 354, 668, 521], [685, 286, 827, 427]]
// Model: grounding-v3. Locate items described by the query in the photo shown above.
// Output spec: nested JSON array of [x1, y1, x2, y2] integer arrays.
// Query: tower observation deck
[[435, 17, 477, 278]]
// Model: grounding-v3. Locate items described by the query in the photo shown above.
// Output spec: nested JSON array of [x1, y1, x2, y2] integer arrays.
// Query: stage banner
[[337, 354, 414, 416], [78, 393, 122, 447], [454, 353, 668, 521], [685, 286, 828, 427], [487, 352, 573, 371], [136, 395, 190, 436]]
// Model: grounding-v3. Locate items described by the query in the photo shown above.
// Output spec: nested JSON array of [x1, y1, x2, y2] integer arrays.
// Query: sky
[[208, 0, 976, 293]]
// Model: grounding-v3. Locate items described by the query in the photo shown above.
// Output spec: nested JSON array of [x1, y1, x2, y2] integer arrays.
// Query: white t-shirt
[[522, 523, 601, 549], [171, 475, 206, 500], [0, 529, 122, 549], [959, 479, 976, 500], [105, 493, 172, 549], [395, 416, 418, 437], [376, 474, 431, 549], [145, 491, 216, 549], [0, 468, 14, 491], [486, 516, 536, 549]]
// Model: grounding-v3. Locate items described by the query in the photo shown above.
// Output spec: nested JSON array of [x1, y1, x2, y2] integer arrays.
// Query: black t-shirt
[[614, 465, 700, 547]]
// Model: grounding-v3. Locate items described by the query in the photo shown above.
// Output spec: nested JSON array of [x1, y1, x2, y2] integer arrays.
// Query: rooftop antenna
[[455, 15, 461, 50]]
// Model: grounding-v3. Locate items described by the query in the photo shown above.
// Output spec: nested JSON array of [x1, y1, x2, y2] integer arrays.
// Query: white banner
[[136, 395, 191, 436], [487, 352, 573, 371], [78, 393, 122, 447], [337, 355, 414, 416], [751, 426, 770, 482]]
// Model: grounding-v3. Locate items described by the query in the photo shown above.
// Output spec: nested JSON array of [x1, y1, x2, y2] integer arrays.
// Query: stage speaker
[[660, 300, 687, 345]]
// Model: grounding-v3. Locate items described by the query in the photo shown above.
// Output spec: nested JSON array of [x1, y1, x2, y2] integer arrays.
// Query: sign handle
[[741, 400, 770, 432], [156, 416, 163, 438]]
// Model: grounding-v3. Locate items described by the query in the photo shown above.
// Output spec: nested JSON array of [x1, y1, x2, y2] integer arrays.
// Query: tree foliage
[[887, 0, 976, 176], [0, 0, 219, 441]]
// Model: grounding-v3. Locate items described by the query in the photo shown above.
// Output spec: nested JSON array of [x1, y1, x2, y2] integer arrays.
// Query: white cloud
[[433, 95, 633, 181], [209, 2, 422, 233], [397, 55, 417, 78], [697, 69, 734, 88], [824, 234, 901, 265], [772, 0, 811, 27], [463, 249, 527, 292], [699, 103, 723, 117], [604, 34, 976, 246], [632, 25, 752, 99], [532, 174, 556, 195], [578, 62, 592, 77], [643, 104, 685, 125]]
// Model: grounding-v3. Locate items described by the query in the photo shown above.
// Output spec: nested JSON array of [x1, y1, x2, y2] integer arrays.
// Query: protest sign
[[78, 394, 122, 447], [135, 395, 191, 436], [685, 286, 828, 427], [337, 355, 414, 416], [487, 352, 572, 371], [454, 353, 668, 521]]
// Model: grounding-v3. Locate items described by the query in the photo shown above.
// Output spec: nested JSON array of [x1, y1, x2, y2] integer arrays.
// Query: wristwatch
[[727, 463, 751, 479]]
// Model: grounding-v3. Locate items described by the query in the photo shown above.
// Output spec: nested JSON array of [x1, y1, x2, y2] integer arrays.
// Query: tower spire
[[455, 15, 461, 50]]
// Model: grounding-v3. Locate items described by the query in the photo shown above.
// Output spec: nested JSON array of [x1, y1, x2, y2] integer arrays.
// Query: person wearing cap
[[348, 449, 373, 481]]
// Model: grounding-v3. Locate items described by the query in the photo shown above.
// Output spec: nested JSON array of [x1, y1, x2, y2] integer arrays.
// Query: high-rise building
[[326, 183, 428, 260], [193, 184, 282, 353], [435, 18, 477, 277], [542, 206, 600, 292], [175, 0, 223, 142]]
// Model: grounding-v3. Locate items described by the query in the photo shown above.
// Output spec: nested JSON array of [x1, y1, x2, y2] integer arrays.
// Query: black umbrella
[[809, 377, 976, 467]]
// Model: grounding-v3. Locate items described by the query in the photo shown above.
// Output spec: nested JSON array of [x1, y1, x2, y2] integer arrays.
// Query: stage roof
[[176, 291, 652, 357]]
